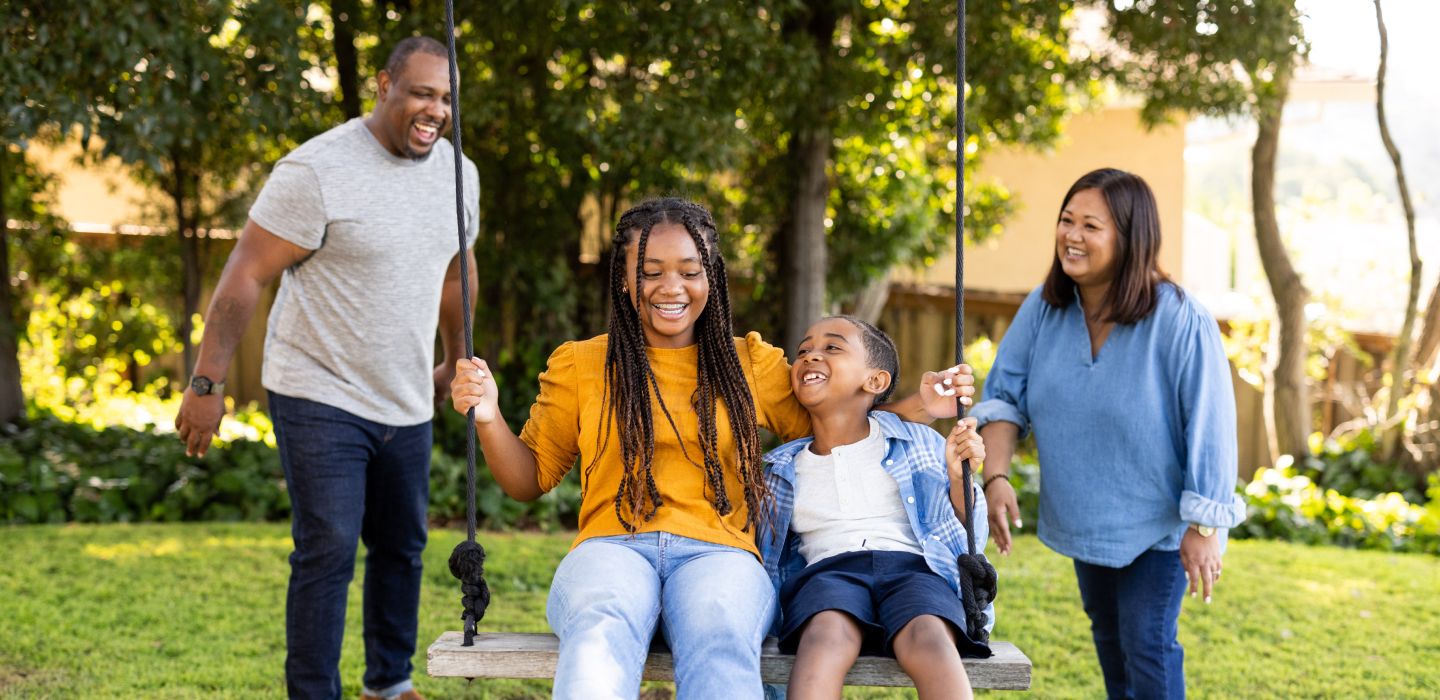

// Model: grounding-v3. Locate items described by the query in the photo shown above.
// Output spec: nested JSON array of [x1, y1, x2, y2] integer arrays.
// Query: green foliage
[[1101, 0, 1308, 123], [0, 411, 288, 524], [1300, 429, 1424, 504], [1236, 465, 1439, 555], [428, 445, 580, 532]]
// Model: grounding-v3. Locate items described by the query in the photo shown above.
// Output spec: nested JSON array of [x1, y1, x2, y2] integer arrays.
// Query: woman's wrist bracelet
[[983, 473, 1011, 489]]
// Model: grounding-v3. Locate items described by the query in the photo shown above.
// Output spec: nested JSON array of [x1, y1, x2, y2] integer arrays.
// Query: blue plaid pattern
[[756, 411, 995, 635]]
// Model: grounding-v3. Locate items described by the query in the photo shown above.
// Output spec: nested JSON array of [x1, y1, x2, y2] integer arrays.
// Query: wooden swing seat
[[427, 631, 1032, 689]]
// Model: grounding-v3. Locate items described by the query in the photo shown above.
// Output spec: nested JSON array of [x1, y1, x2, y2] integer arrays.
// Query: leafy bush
[[1297, 430, 1425, 503], [1236, 466, 1439, 555], [428, 445, 580, 532], [2, 408, 583, 528], [0, 411, 288, 524]]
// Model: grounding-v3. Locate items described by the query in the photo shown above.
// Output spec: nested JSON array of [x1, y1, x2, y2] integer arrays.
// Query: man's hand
[[919, 364, 975, 419], [175, 391, 225, 458], [434, 361, 458, 405]]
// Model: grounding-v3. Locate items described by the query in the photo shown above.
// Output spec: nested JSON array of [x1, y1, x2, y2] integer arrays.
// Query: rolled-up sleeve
[[518, 342, 581, 493], [1175, 305, 1246, 528], [971, 290, 1041, 439]]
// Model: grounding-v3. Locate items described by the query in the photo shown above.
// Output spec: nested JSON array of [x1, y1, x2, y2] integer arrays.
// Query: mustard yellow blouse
[[518, 332, 811, 555]]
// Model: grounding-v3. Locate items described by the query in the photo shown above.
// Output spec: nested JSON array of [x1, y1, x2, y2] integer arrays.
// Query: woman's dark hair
[[590, 197, 770, 533], [1041, 168, 1178, 323]]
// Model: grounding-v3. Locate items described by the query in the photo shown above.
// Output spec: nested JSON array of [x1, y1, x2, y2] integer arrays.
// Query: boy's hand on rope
[[945, 417, 985, 476], [451, 357, 500, 424], [919, 364, 975, 419]]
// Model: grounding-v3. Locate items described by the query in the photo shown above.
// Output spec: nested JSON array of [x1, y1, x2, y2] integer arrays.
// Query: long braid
[[586, 197, 771, 532]]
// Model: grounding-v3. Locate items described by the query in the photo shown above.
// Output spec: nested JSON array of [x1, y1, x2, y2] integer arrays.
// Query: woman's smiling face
[[624, 222, 710, 349], [1056, 187, 1120, 289]]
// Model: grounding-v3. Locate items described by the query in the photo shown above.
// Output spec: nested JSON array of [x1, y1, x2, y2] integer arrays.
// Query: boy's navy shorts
[[778, 549, 990, 658]]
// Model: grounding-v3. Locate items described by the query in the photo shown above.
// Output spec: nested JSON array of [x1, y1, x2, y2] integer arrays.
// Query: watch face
[[191, 376, 213, 395]]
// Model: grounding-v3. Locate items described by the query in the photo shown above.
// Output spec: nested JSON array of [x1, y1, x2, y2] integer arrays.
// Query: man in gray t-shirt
[[174, 37, 476, 700]]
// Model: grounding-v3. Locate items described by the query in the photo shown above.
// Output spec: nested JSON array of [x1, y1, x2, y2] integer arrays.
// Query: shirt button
[[907, 496, 915, 504], [886, 460, 894, 466], [933, 534, 941, 541]]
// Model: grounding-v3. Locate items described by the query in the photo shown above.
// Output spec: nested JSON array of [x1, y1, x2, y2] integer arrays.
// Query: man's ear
[[863, 370, 892, 400], [376, 70, 392, 102]]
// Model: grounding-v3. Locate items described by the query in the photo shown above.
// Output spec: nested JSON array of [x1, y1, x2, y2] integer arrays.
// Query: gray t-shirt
[[249, 118, 479, 426]]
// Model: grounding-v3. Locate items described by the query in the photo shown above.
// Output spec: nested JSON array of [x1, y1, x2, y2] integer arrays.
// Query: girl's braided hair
[[589, 197, 771, 533]]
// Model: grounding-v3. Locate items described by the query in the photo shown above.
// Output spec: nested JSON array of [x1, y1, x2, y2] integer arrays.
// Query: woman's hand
[[984, 477, 1020, 556], [450, 357, 500, 424], [1179, 527, 1224, 603], [919, 364, 975, 419]]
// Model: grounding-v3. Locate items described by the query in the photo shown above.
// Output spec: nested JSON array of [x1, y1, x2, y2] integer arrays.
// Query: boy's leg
[[359, 420, 432, 697], [546, 535, 662, 700], [892, 615, 971, 700], [660, 535, 775, 700], [787, 611, 864, 700], [270, 392, 376, 700]]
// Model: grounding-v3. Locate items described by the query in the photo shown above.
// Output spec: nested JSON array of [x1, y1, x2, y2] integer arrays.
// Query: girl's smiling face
[[625, 222, 710, 349]]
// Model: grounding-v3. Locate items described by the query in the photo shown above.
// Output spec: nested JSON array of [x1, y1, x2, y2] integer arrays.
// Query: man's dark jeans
[[1073, 548, 1189, 700], [269, 392, 431, 700]]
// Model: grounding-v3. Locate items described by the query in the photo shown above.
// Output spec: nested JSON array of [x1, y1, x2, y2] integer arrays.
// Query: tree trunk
[[851, 273, 891, 326], [1374, 0, 1421, 462], [0, 140, 24, 425], [172, 158, 201, 377], [781, 127, 832, 354], [332, 0, 363, 120], [1251, 65, 1310, 461], [778, 1, 837, 355]]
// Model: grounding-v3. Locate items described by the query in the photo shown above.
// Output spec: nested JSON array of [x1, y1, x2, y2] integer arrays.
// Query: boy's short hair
[[829, 315, 899, 407]]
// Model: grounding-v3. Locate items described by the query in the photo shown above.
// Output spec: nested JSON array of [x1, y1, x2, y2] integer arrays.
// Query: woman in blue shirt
[[972, 168, 1245, 700]]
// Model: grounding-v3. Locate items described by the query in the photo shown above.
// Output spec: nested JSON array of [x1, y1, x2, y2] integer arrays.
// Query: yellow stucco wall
[[27, 140, 153, 228], [899, 107, 1187, 293]]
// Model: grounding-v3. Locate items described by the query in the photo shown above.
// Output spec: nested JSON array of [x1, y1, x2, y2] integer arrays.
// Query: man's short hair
[[383, 36, 448, 79], [830, 315, 899, 406]]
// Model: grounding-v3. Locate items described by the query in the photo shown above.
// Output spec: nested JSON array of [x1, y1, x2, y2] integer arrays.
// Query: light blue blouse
[[971, 284, 1246, 567]]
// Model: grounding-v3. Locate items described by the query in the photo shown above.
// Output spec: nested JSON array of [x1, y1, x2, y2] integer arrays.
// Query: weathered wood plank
[[427, 632, 1031, 690]]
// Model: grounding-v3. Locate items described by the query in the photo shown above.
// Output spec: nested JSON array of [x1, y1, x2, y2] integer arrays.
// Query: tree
[[88, 0, 323, 375], [1371, 0, 1420, 463], [0, 1, 148, 424], [1103, 0, 1311, 460], [738, 0, 1093, 351]]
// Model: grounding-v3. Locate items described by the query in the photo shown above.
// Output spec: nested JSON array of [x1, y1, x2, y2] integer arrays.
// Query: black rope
[[954, 0, 998, 650], [441, 0, 490, 647]]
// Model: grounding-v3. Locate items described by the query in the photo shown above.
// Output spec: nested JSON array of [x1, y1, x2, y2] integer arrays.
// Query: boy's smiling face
[[791, 317, 891, 411]]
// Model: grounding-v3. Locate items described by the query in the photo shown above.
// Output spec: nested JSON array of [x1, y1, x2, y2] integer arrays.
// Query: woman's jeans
[[269, 392, 431, 700], [1073, 548, 1189, 700], [546, 532, 776, 700]]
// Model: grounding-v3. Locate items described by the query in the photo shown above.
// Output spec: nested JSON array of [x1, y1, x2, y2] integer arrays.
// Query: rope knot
[[448, 540, 491, 626]]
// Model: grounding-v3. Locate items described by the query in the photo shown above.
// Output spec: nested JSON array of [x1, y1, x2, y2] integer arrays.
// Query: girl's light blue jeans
[[546, 531, 776, 699]]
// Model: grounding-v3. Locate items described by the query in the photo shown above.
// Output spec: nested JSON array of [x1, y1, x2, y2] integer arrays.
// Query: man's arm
[[434, 249, 479, 403], [174, 220, 311, 457]]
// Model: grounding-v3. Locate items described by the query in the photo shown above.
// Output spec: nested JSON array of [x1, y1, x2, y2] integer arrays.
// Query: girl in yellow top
[[449, 197, 969, 700]]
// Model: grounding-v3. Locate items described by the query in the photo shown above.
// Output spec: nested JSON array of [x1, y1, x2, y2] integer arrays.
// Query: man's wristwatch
[[190, 375, 226, 396], [1190, 524, 1217, 537]]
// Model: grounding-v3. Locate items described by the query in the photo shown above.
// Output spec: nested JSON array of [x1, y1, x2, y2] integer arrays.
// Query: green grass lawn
[[1, 524, 1436, 699]]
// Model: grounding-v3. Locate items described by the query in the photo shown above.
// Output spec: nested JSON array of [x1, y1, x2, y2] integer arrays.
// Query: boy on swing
[[757, 316, 992, 699]]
